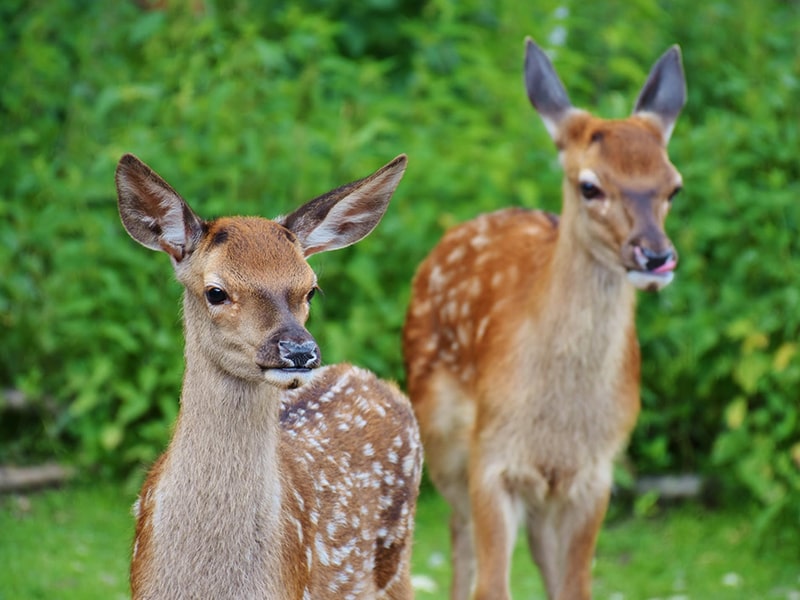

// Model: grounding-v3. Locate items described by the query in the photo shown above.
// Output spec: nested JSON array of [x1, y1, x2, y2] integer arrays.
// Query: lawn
[[0, 482, 797, 599]]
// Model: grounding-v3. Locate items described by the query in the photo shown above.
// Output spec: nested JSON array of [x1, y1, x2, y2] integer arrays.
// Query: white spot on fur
[[429, 264, 446, 293], [476, 316, 490, 341], [132, 497, 141, 518], [293, 516, 304, 542], [447, 245, 467, 264], [402, 453, 416, 476], [315, 533, 330, 566], [470, 234, 490, 249], [490, 271, 505, 288]]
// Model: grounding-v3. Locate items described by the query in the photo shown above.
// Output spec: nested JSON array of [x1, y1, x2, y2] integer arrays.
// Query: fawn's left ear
[[277, 154, 408, 257], [633, 45, 687, 143], [115, 153, 205, 263]]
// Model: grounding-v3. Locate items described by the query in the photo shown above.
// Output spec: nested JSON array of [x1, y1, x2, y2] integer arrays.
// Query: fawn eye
[[306, 287, 319, 304], [205, 286, 229, 305], [668, 186, 682, 202], [579, 181, 604, 200]]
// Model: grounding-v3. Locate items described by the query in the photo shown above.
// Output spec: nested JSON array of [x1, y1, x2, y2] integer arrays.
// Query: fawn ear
[[633, 45, 687, 143], [115, 154, 205, 263], [277, 155, 408, 257], [524, 37, 575, 141]]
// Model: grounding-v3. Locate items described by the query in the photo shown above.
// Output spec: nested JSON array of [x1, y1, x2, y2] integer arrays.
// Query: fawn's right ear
[[115, 154, 205, 263], [524, 37, 575, 142]]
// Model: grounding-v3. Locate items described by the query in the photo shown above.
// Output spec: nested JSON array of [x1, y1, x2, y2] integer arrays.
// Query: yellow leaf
[[733, 354, 770, 394], [773, 342, 797, 372], [726, 318, 752, 340], [743, 331, 769, 354], [101, 425, 124, 451], [725, 397, 747, 430]]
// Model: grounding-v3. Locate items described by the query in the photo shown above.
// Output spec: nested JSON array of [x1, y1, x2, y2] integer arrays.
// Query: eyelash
[[307, 286, 321, 304]]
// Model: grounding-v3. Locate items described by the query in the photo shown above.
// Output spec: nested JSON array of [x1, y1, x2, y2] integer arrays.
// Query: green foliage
[[627, 0, 800, 538], [1, 0, 798, 539]]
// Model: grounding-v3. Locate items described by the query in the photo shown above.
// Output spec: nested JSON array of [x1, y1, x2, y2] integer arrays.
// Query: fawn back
[[403, 39, 685, 600], [116, 153, 422, 599]]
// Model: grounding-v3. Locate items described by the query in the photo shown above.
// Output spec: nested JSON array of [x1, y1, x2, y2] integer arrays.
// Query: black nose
[[278, 340, 320, 369], [639, 246, 675, 272]]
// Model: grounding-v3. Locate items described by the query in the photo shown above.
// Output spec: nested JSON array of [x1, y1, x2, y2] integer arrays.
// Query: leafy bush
[[1, 0, 797, 538]]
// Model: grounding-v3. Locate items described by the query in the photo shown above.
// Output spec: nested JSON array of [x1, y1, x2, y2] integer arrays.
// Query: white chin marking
[[627, 270, 674, 291], [263, 369, 315, 390]]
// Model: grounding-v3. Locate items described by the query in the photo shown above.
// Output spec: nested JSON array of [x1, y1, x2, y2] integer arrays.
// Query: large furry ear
[[523, 37, 576, 141], [633, 45, 687, 143], [115, 154, 205, 263], [277, 155, 408, 257]]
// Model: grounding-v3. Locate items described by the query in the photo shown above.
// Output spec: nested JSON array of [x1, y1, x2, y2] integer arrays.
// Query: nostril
[[278, 340, 320, 369], [289, 351, 315, 368]]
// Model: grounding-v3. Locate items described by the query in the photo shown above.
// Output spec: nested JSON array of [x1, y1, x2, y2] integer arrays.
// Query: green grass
[[411, 488, 800, 599], [1, 482, 798, 599], [0, 482, 131, 600]]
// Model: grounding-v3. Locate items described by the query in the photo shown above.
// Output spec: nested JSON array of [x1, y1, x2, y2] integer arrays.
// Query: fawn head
[[116, 154, 407, 389], [524, 38, 686, 291]]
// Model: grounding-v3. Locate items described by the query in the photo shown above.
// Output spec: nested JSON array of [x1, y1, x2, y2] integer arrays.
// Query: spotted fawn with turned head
[[116, 153, 422, 600]]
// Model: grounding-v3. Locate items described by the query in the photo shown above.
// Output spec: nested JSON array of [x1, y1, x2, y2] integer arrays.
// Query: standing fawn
[[115, 153, 422, 599], [403, 39, 686, 600]]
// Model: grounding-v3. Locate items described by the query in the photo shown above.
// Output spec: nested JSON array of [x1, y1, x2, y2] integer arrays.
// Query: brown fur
[[116, 153, 421, 600], [403, 41, 685, 600]]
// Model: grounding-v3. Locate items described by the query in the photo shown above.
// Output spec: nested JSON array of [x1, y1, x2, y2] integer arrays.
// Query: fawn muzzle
[[257, 329, 321, 390], [256, 327, 321, 372], [624, 237, 678, 291]]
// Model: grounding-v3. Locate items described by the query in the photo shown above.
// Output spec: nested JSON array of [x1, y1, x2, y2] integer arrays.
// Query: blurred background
[[1, 0, 798, 597]]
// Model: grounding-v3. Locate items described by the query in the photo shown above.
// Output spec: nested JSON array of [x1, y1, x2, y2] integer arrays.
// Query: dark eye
[[668, 186, 682, 202], [579, 181, 604, 200], [205, 286, 229, 305], [306, 287, 318, 304]]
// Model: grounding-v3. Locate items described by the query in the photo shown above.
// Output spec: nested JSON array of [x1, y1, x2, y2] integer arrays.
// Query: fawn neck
[[490, 181, 640, 443], [150, 294, 288, 598], [538, 185, 636, 360], [173, 290, 285, 504], [179, 289, 284, 432]]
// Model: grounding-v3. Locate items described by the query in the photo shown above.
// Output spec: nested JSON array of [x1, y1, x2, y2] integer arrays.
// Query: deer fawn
[[115, 153, 422, 599], [403, 39, 686, 600]]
